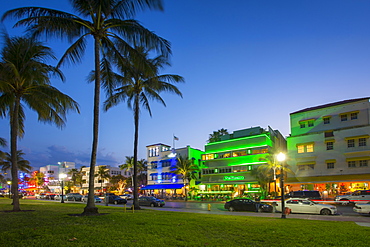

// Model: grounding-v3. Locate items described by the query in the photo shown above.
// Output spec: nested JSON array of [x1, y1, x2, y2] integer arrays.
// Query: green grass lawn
[[0, 198, 369, 247]]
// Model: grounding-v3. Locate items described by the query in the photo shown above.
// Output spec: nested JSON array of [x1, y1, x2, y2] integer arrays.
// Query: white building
[[287, 97, 370, 195], [81, 165, 129, 194]]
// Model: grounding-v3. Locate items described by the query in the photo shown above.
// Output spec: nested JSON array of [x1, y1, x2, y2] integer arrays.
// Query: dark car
[[138, 196, 165, 207], [66, 193, 83, 201], [224, 199, 273, 212], [105, 195, 127, 205], [284, 191, 322, 200]]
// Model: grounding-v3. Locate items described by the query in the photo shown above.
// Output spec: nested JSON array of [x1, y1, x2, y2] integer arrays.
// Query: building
[[143, 144, 204, 198], [200, 126, 286, 199], [81, 165, 126, 195], [286, 97, 370, 196]]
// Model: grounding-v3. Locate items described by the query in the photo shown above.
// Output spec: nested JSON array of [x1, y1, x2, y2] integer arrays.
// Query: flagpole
[[173, 134, 175, 150]]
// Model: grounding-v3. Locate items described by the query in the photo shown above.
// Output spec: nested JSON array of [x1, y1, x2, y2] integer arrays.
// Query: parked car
[[275, 198, 337, 215], [335, 190, 370, 204], [138, 196, 165, 207], [54, 194, 67, 201], [284, 191, 322, 200], [36, 193, 48, 199], [353, 201, 370, 215], [105, 195, 127, 205], [119, 194, 134, 200], [224, 199, 273, 212], [82, 195, 102, 203], [66, 193, 83, 201]]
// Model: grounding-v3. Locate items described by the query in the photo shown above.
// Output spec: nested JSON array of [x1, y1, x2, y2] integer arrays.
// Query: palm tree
[[0, 35, 79, 211], [0, 150, 32, 174], [95, 166, 111, 196], [104, 47, 183, 208], [0, 137, 6, 147], [250, 166, 270, 199], [171, 155, 198, 201], [119, 156, 147, 189], [2, 0, 171, 215], [29, 171, 46, 193], [68, 166, 86, 192], [207, 128, 229, 143]]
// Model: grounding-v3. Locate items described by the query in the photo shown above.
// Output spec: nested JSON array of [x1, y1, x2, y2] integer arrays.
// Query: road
[[28, 197, 370, 223]]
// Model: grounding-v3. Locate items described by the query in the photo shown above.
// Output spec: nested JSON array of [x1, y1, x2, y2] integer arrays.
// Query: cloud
[[21, 145, 121, 169]]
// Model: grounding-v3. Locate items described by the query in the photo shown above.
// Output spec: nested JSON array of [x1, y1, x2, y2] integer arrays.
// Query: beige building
[[287, 97, 370, 196]]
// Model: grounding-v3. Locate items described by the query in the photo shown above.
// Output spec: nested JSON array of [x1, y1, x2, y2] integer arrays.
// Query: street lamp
[[59, 173, 67, 203], [277, 152, 286, 219], [7, 181, 11, 198]]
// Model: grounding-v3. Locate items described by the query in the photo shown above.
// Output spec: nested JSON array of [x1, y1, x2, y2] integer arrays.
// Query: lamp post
[[59, 173, 67, 203], [7, 181, 11, 198], [277, 152, 286, 219]]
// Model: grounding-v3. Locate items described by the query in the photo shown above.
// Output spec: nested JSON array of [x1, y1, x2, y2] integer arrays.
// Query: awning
[[141, 184, 184, 190]]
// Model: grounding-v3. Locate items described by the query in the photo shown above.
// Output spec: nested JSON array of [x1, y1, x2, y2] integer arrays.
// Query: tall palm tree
[[0, 150, 32, 174], [171, 155, 198, 201], [2, 0, 171, 215], [95, 165, 111, 196], [0, 36, 79, 211], [104, 47, 183, 208]]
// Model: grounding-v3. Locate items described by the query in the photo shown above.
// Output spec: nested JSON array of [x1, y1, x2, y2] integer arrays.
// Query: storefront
[[141, 184, 184, 198]]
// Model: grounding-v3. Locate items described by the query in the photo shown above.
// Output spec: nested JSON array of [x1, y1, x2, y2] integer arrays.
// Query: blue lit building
[[143, 144, 203, 198]]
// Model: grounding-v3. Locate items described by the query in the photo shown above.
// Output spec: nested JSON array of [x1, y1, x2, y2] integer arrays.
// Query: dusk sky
[[1, 0, 370, 169]]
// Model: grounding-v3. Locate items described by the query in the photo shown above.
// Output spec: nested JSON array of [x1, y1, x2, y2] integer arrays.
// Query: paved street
[[29, 197, 370, 224]]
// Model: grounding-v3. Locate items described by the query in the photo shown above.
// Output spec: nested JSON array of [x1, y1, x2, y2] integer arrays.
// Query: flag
[[174, 136, 179, 141]]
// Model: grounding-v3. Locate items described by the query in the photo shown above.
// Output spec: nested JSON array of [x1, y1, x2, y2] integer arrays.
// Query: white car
[[275, 198, 337, 215], [119, 194, 133, 200], [353, 202, 370, 215]]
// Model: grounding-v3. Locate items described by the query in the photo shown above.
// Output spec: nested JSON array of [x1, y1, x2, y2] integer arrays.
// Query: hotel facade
[[286, 97, 370, 196]]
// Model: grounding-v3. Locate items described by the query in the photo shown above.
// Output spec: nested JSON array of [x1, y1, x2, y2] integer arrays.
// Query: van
[[285, 191, 322, 200]]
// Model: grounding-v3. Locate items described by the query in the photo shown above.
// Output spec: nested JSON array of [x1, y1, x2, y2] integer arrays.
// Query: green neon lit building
[[199, 126, 286, 198]]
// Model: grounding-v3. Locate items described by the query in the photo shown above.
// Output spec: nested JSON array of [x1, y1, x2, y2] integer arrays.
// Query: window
[[347, 139, 355, 148], [308, 120, 314, 127], [351, 112, 358, 120], [326, 141, 334, 150], [327, 162, 334, 169], [202, 154, 215, 160], [232, 150, 247, 157], [298, 164, 315, 170], [341, 114, 348, 121], [306, 144, 314, 152], [218, 152, 231, 159], [324, 131, 334, 137], [252, 148, 268, 154], [300, 123, 306, 128], [359, 160, 368, 167], [323, 117, 330, 124], [348, 161, 356, 168], [359, 138, 367, 147], [297, 143, 314, 153]]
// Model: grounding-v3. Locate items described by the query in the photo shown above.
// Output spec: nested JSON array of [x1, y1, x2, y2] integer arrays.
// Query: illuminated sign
[[223, 176, 245, 181]]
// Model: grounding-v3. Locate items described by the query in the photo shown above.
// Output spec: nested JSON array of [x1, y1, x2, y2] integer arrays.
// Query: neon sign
[[224, 176, 245, 181]]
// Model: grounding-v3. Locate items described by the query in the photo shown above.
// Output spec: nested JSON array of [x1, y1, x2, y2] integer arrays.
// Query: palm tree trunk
[[83, 38, 100, 215], [132, 94, 141, 209], [10, 99, 20, 211]]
